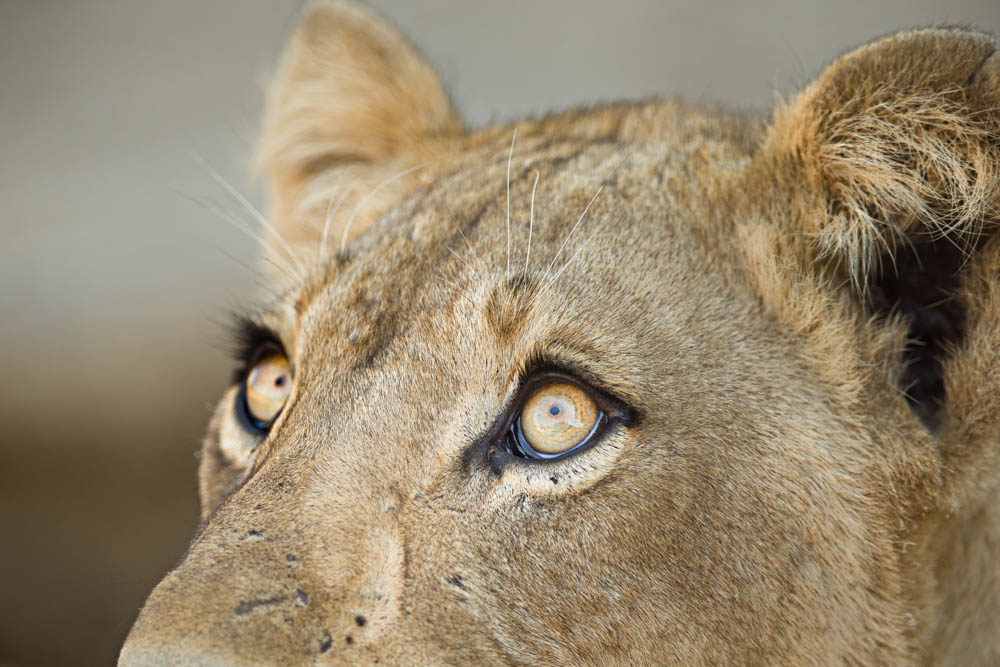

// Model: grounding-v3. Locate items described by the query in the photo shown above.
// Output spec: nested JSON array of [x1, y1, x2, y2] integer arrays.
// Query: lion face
[[121, 4, 1000, 665]]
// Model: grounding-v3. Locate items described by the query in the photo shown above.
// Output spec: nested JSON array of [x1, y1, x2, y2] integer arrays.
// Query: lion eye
[[242, 353, 292, 430], [508, 382, 606, 459]]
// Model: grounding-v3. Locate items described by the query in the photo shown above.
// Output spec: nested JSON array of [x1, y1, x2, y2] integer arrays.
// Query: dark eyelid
[[520, 355, 638, 425], [523, 352, 626, 401], [228, 314, 286, 384], [514, 371, 632, 425]]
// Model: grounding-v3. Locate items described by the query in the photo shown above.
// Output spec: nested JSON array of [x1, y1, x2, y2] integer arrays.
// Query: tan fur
[[121, 5, 1000, 664]]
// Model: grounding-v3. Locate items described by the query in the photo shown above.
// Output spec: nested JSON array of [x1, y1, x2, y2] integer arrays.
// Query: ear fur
[[765, 29, 1000, 285], [757, 29, 1000, 504], [257, 1, 463, 253]]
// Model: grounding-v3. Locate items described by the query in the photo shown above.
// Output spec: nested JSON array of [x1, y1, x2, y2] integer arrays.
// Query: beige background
[[2, 1, 999, 665]]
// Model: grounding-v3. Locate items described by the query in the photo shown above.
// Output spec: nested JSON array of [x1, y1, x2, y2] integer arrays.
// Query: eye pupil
[[549, 405, 561, 416], [274, 376, 286, 387]]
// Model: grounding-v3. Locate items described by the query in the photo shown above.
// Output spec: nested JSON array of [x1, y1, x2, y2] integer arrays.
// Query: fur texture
[[121, 4, 1000, 664]]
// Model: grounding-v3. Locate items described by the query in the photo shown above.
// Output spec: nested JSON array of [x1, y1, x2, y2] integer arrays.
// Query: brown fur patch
[[484, 277, 538, 346]]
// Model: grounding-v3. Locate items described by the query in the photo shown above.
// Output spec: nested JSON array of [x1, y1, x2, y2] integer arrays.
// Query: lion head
[[121, 4, 1000, 664]]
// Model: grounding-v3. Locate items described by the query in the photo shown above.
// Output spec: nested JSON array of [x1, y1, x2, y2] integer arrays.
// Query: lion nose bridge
[[120, 452, 408, 663], [119, 528, 324, 663]]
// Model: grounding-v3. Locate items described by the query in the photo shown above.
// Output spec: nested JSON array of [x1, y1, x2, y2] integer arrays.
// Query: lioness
[[121, 2, 1000, 664]]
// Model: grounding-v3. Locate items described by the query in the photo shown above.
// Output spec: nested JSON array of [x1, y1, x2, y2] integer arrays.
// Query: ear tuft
[[766, 29, 1000, 288], [258, 1, 462, 184]]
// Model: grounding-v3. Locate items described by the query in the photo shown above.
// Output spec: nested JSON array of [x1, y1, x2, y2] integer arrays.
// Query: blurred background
[[2, 1, 999, 664]]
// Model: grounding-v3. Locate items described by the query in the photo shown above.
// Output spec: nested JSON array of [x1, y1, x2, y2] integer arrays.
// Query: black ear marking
[[870, 234, 987, 431]]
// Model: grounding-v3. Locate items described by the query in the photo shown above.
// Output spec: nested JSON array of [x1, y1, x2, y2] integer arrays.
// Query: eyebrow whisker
[[531, 213, 608, 311], [339, 162, 430, 254], [448, 246, 474, 270], [540, 184, 605, 286], [192, 195, 300, 284], [524, 169, 540, 279], [320, 179, 358, 261], [195, 154, 306, 278], [506, 128, 517, 280]]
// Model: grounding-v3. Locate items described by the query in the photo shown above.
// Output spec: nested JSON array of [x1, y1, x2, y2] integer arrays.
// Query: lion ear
[[765, 28, 1000, 283], [758, 29, 1000, 505], [257, 1, 462, 246]]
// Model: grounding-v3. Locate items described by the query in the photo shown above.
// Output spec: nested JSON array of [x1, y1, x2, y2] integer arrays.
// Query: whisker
[[448, 246, 474, 270], [216, 247, 286, 301], [434, 273, 477, 308], [506, 128, 517, 280], [524, 169, 540, 278], [219, 217, 300, 285], [540, 185, 604, 285], [458, 226, 475, 253], [438, 197, 486, 283], [540, 214, 607, 294], [339, 162, 430, 254], [315, 173, 344, 255], [434, 273, 474, 307], [194, 154, 306, 277], [189, 194, 300, 283], [308, 172, 343, 235], [320, 179, 358, 261]]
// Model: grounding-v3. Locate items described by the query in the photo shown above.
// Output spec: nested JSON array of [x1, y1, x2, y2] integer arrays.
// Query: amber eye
[[241, 353, 292, 431], [507, 382, 606, 460]]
